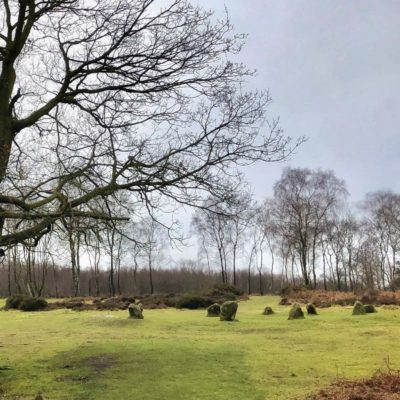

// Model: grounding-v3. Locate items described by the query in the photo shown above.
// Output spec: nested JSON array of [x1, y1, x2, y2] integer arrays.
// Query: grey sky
[[197, 0, 400, 203]]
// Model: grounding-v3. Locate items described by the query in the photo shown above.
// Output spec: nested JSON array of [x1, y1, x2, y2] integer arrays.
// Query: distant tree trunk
[[25, 247, 34, 296], [12, 247, 22, 294], [132, 254, 139, 295], [222, 247, 228, 284], [116, 236, 122, 295], [109, 256, 115, 296], [258, 242, 264, 295], [68, 228, 81, 297], [269, 242, 275, 293], [248, 263, 251, 295], [335, 254, 341, 291], [348, 247, 354, 291], [108, 228, 116, 297], [322, 247, 327, 291], [299, 240, 310, 287], [217, 245, 226, 284], [7, 256, 11, 296], [311, 235, 318, 289], [148, 247, 154, 295], [37, 260, 47, 297], [88, 269, 92, 297], [232, 241, 238, 286], [291, 254, 296, 286], [95, 245, 100, 297], [247, 244, 256, 295], [52, 260, 59, 298]]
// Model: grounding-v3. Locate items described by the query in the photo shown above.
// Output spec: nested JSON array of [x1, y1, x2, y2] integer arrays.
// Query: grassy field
[[0, 296, 399, 400]]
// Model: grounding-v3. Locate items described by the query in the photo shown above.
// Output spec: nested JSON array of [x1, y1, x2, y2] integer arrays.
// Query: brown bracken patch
[[282, 289, 400, 308], [305, 370, 400, 400]]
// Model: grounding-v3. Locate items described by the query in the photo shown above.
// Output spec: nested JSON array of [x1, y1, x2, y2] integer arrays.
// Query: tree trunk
[[148, 248, 154, 295], [68, 229, 80, 297], [233, 242, 237, 286]]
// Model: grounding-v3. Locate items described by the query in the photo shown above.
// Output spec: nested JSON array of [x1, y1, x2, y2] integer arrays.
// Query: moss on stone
[[288, 303, 304, 320], [128, 303, 144, 319], [352, 301, 366, 315], [220, 301, 238, 321], [206, 303, 221, 317], [262, 306, 274, 315], [364, 304, 377, 313], [306, 303, 317, 315]]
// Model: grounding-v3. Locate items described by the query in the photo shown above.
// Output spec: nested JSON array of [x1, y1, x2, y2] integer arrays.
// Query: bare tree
[[271, 168, 347, 287], [363, 191, 400, 289], [0, 0, 299, 250], [192, 201, 231, 284], [138, 217, 167, 294], [226, 190, 254, 286]]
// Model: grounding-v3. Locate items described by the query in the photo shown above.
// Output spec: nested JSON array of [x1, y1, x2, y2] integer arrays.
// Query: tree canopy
[[0, 0, 298, 248]]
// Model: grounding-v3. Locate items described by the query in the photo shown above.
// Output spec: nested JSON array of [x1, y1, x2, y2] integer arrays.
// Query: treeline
[[2, 167, 400, 298], [192, 168, 400, 293], [0, 262, 295, 298]]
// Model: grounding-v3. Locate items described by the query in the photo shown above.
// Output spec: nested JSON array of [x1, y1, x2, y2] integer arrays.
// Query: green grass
[[0, 296, 400, 400]]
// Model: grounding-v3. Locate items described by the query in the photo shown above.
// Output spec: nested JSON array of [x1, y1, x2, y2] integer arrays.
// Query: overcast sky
[[196, 0, 400, 204]]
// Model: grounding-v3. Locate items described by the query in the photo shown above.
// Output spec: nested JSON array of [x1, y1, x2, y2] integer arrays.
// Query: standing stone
[[262, 306, 274, 315], [352, 301, 366, 315], [207, 303, 221, 317], [220, 301, 238, 321], [363, 304, 377, 313], [306, 303, 318, 315], [128, 302, 144, 319], [288, 303, 305, 320], [279, 297, 291, 306]]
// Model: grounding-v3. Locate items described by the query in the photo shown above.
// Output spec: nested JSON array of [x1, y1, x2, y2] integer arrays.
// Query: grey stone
[[207, 303, 221, 317], [288, 303, 305, 320], [128, 303, 144, 319], [220, 301, 238, 321]]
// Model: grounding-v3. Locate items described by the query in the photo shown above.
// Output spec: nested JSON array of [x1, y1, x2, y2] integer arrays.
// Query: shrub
[[352, 301, 366, 315], [288, 303, 304, 320], [306, 303, 318, 315], [220, 301, 238, 321], [175, 295, 215, 310], [361, 289, 379, 305], [19, 297, 48, 311], [5, 295, 27, 310], [207, 283, 243, 297], [364, 304, 377, 313], [377, 292, 397, 305], [5, 295, 48, 311], [262, 306, 274, 315]]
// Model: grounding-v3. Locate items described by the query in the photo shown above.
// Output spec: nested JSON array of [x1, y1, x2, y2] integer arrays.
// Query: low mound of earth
[[305, 371, 400, 400]]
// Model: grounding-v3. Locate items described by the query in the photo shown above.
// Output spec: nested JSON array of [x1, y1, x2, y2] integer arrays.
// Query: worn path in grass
[[0, 296, 399, 400]]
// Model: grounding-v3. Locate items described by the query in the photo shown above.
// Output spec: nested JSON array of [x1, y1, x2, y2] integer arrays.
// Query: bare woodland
[[0, 1, 398, 298]]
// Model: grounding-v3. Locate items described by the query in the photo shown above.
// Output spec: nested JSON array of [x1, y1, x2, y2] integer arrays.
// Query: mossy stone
[[220, 301, 238, 321], [306, 303, 317, 315], [128, 303, 144, 319], [262, 306, 274, 315], [352, 301, 366, 315], [364, 304, 377, 313], [279, 297, 291, 306], [288, 303, 304, 320], [207, 303, 221, 317]]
